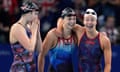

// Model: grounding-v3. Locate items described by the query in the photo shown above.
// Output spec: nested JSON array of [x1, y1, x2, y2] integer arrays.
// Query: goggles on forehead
[[85, 11, 96, 15], [84, 9, 97, 19], [66, 13, 76, 17]]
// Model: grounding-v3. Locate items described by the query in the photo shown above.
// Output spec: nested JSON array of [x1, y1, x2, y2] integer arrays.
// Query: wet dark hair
[[21, 1, 39, 14], [61, 7, 76, 18]]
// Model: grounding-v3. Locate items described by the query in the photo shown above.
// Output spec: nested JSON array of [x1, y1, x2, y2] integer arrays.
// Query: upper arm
[[57, 17, 63, 33], [13, 25, 31, 50], [41, 30, 56, 57], [73, 24, 84, 33], [74, 24, 82, 30], [73, 24, 85, 45], [102, 36, 112, 65]]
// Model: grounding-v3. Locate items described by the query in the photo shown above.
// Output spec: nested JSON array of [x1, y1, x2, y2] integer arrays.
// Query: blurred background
[[0, 0, 119, 72]]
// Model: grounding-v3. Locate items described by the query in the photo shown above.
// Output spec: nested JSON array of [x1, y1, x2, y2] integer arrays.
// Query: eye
[[86, 12, 90, 14], [85, 18, 90, 21], [91, 12, 95, 15], [73, 17, 76, 20], [68, 17, 72, 20], [85, 11, 96, 15]]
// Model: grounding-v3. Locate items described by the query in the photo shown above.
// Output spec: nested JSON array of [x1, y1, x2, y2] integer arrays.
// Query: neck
[[18, 16, 27, 26], [63, 27, 71, 39], [86, 28, 98, 38]]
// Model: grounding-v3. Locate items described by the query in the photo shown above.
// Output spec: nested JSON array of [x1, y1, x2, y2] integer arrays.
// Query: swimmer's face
[[83, 9, 97, 29], [26, 10, 39, 21], [84, 15, 97, 29], [63, 14, 76, 30], [31, 10, 39, 18]]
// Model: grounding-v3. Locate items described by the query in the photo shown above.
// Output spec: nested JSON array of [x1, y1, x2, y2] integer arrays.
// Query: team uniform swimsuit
[[48, 34, 77, 72], [10, 25, 37, 72], [78, 32, 103, 72]]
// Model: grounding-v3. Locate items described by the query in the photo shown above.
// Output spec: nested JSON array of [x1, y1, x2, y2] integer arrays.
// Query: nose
[[71, 19, 76, 24], [87, 20, 92, 24]]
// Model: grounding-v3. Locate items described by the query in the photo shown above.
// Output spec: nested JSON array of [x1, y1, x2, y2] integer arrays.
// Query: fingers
[[33, 18, 40, 25]]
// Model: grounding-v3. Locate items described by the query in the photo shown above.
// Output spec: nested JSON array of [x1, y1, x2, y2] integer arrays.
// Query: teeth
[[70, 23, 74, 26], [86, 25, 93, 28]]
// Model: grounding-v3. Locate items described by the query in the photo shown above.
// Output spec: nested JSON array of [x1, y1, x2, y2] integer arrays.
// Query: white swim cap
[[84, 9, 97, 19]]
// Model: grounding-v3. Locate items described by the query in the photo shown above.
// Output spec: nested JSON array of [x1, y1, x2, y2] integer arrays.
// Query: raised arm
[[38, 29, 57, 72], [12, 18, 39, 52], [35, 29, 42, 53], [35, 19, 42, 53]]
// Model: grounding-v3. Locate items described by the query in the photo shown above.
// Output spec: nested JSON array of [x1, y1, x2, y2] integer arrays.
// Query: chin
[[69, 26, 74, 29], [67, 27, 72, 30]]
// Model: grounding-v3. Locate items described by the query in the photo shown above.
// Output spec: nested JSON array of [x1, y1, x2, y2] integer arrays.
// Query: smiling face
[[84, 15, 97, 29], [63, 14, 76, 30], [83, 9, 97, 29]]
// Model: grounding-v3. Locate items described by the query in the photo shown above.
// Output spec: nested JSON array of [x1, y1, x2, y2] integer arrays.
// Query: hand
[[101, 32, 107, 36], [35, 18, 40, 31], [30, 18, 39, 33], [36, 18, 40, 30]]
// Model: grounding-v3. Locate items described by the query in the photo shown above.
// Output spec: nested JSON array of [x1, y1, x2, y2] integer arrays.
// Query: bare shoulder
[[43, 28, 58, 49], [10, 23, 25, 43], [100, 32, 111, 48], [10, 24, 16, 32], [10, 23, 25, 33], [47, 28, 56, 36], [100, 33, 110, 42], [45, 28, 57, 40]]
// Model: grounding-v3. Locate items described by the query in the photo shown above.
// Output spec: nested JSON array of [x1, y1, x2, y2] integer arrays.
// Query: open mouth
[[69, 23, 75, 27], [86, 24, 94, 28]]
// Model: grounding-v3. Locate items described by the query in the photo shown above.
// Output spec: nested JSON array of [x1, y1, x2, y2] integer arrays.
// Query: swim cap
[[21, 1, 39, 14], [84, 9, 97, 19], [61, 7, 76, 18]]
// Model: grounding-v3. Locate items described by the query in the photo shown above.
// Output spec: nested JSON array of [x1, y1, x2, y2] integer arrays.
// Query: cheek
[[64, 20, 68, 24], [93, 21, 97, 25], [29, 15, 33, 19], [32, 15, 35, 18], [83, 20, 87, 25], [30, 16, 34, 20], [33, 15, 38, 18]]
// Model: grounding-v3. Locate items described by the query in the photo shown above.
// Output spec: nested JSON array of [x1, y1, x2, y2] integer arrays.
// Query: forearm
[[104, 64, 111, 72], [30, 30, 37, 51], [38, 54, 45, 72], [35, 30, 42, 53]]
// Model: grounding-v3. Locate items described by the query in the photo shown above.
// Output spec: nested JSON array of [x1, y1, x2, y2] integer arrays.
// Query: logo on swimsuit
[[64, 39, 72, 45], [85, 40, 95, 45]]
